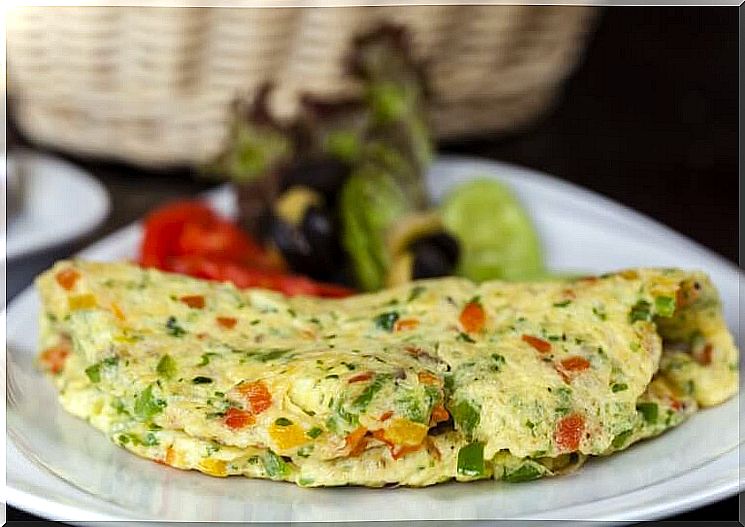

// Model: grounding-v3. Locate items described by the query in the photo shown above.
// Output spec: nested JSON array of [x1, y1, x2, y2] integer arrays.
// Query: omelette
[[36, 261, 739, 487]]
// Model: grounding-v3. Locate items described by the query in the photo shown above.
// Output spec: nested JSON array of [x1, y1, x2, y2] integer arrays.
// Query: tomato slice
[[139, 201, 217, 269], [139, 200, 355, 299]]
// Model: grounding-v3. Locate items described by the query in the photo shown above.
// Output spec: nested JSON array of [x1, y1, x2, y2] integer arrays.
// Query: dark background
[[5, 6, 740, 524]]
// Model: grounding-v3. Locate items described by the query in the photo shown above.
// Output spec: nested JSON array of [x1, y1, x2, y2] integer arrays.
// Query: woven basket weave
[[7, 6, 597, 168]]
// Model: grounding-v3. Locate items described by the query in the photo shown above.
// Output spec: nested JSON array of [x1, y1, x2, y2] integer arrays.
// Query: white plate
[[5, 156, 743, 524], [4, 152, 111, 260]]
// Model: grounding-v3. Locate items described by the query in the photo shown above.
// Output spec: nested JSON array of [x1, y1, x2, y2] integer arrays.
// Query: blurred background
[[4, 5, 739, 524]]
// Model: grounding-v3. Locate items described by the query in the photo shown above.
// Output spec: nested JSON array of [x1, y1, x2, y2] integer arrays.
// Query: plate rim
[[5, 152, 112, 261], [5, 154, 742, 522]]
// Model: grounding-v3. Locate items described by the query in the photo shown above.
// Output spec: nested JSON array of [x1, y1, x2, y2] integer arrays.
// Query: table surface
[[5, 6, 740, 525]]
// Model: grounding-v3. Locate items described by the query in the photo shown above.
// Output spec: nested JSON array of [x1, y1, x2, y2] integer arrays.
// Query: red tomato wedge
[[139, 201, 217, 269], [138, 200, 356, 298]]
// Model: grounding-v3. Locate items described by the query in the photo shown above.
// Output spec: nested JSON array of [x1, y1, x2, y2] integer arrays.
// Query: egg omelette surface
[[36, 261, 739, 487]]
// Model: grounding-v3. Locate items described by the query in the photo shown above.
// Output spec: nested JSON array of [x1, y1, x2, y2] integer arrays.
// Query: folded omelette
[[36, 261, 739, 487]]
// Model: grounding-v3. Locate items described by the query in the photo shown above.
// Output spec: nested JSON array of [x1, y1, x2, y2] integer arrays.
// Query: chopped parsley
[[165, 316, 186, 337], [134, 384, 166, 420], [456, 332, 476, 343], [629, 300, 652, 323], [307, 427, 323, 438], [374, 311, 400, 332], [156, 354, 177, 379]]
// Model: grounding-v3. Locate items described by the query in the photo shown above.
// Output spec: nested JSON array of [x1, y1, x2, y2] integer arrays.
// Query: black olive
[[410, 233, 460, 279], [280, 157, 351, 206], [425, 232, 460, 267], [269, 206, 341, 280], [301, 206, 342, 264]]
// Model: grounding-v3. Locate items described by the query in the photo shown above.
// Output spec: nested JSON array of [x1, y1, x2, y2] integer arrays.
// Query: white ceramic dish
[[5, 156, 742, 524], [4, 152, 111, 260]]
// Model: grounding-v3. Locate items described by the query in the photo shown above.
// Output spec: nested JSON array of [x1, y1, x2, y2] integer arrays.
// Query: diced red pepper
[[236, 381, 272, 414], [180, 295, 205, 309], [522, 334, 552, 354], [417, 371, 440, 385], [40, 344, 70, 375], [430, 404, 450, 425], [216, 316, 237, 329], [346, 427, 368, 456], [459, 301, 485, 333], [394, 318, 420, 332], [348, 372, 374, 383], [379, 410, 394, 421], [555, 413, 585, 452], [55, 268, 80, 290], [559, 356, 591, 372], [224, 407, 255, 430]]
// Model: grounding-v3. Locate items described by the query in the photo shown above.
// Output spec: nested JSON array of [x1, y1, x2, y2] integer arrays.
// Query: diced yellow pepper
[[199, 457, 228, 477], [269, 422, 308, 451], [68, 294, 97, 311], [383, 419, 428, 446]]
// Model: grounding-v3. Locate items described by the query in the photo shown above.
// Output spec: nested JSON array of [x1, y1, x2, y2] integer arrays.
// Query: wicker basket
[[7, 5, 598, 168]]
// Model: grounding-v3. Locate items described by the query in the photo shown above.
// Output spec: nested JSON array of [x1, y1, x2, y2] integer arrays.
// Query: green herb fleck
[[612, 429, 633, 449], [255, 348, 291, 362], [85, 363, 101, 383], [408, 286, 426, 302], [457, 442, 485, 477], [262, 450, 290, 479], [374, 311, 400, 332], [654, 296, 676, 317], [351, 374, 389, 412], [274, 417, 293, 426], [611, 383, 628, 393], [134, 384, 166, 420], [198, 353, 218, 366], [503, 463, 543, 483], [156, 354, 177, 378], [192, 376, 213, 384], [450, 400, 480, 438], [165, 316, 186, 337], [491, 354, 506, 371], [637, 402, 658, 424], [629, 300, 652, 323], [553, 300, 572, 308], [457, 332, 476, 343], [307, 427, 323, 439]]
